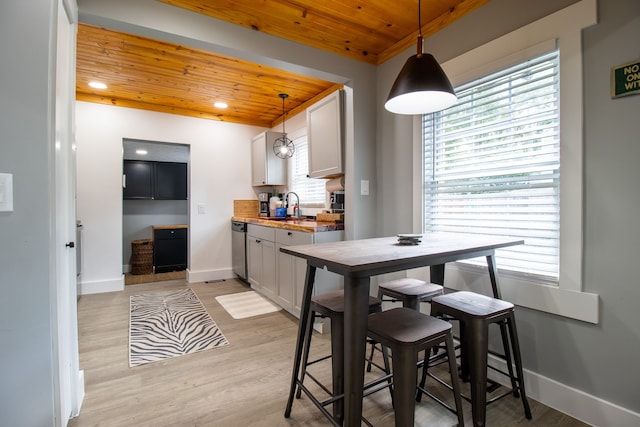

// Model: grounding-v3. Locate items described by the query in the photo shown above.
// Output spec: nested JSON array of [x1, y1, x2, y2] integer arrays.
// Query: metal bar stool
[[427, 291, 532, 427], [294, 290, 392, 426], [368, 278, 444, 371], [367, 307, 465, 427], [377, 277, 444, 311]]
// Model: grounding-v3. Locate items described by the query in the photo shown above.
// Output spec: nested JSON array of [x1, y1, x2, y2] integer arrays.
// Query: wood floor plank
[[69, 278, 589, 427]]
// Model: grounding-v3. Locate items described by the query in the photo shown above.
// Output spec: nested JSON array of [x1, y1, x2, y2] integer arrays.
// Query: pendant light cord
[[417, 0, 423, 57], [418, 0, 422, 38], [282, 96, 286, 135], [279, 93, 288, 135]]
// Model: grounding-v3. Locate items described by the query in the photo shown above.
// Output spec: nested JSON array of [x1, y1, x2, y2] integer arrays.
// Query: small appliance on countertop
[[258, 192, 271, 217], [330, 190, 344, 213]]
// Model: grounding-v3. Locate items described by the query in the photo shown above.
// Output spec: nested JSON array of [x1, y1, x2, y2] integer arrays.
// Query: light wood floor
[[69, 278, 589, 427]]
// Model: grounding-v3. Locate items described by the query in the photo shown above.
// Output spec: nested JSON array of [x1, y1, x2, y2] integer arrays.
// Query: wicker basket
[[130, 239, 153, 275]]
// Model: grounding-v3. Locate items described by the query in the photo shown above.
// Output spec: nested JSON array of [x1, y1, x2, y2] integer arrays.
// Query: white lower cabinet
[[248, 224, 343, 318], [247, 225, 277, 300], [275, 228, 343, 317]]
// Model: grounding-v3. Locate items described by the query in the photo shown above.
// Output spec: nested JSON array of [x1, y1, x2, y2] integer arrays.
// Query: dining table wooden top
[[279, 232, 524, 278]]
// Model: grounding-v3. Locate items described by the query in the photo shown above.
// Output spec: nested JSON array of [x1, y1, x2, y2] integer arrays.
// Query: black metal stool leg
[[497, 320, 519, 396], [296, 310, 316, 399], [507, 314, 532, 419]]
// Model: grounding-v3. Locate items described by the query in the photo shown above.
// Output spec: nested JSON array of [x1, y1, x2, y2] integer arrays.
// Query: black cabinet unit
[[154, 162, 187, 200], [123, 160, 187, 200], [123, 160, 154, 199], [153, 226, 187, 273]]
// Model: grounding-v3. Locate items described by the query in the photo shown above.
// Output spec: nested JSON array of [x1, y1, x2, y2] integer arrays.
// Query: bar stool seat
[[428, 291, 532, 427], [368, 278, 445, 372], [293, 291, 391, 426], [377, 278, 444, 311], [367, 307, 465, 427]]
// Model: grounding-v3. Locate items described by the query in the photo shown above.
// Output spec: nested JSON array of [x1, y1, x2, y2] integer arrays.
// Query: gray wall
[[378, 0, 640, 416], [122, 200, 188, 267], [0, 1, 57, 426]]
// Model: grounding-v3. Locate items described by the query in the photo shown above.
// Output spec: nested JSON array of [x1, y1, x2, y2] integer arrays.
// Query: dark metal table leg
[[486, 253, 501, 299], [285, 265, 316, 418], [430, 264, 445, 286], [342, 276, 370, 427], [331, 310, 345, 422]]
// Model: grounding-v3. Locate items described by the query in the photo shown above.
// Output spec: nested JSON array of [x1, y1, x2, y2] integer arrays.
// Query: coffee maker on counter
[[258, 192, 271, 217], [330, 190, 344, 213]]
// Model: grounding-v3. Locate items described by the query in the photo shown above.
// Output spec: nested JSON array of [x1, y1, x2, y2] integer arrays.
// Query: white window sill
[[439, 262, 599, 324]]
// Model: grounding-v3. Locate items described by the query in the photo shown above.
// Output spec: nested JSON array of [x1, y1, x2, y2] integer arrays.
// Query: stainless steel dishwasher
[[231, 221, 248, 282]]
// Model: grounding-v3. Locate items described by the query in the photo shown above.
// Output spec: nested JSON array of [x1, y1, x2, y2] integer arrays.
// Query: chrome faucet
[[284, 192, 300, 218]]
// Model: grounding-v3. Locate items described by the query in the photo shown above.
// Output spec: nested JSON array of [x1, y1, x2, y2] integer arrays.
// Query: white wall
[[76, 101, 261, 293]]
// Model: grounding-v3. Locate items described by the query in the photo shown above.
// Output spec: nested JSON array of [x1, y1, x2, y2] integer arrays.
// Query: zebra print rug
[[129, 288, 229, 367]]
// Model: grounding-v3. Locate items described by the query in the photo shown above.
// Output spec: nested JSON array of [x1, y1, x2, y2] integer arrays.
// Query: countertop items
[[231, 216, 343, 233]]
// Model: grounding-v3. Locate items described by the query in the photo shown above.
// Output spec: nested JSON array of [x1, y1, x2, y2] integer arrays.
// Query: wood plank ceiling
[[76, 0, 489, 127]]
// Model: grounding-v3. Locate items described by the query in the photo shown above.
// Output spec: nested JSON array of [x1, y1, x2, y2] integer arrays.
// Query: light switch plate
[[0, 173, 14, 212], [360, 179, 369, 196], [197, 203, 206, 214]]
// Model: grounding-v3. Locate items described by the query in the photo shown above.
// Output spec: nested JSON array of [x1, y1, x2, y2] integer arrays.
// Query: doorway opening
[[122, 139, 190, 285]]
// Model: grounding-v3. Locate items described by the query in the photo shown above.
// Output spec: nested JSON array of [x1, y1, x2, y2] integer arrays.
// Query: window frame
[[411, 0, 599, 323], [287, 127, 327, 210]]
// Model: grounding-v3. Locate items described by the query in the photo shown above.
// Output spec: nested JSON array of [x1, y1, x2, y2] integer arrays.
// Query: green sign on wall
[[611, 58, 640, 99]]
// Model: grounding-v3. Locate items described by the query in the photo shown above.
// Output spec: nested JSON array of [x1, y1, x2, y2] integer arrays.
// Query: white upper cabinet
[[307, 90, 344, 179], [251, 131, 287, 186]]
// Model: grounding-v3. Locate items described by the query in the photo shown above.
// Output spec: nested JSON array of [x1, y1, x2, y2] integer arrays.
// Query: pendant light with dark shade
[[385, 0, 457, 115], [273, 93, 295, 159]]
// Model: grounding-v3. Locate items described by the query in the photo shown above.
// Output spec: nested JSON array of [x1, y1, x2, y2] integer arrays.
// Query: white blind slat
[[423, 50, 560, 278]]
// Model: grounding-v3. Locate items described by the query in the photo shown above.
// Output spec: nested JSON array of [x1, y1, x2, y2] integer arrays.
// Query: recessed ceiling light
[[214, 101, 228, 109], [135, 149, 148, 155], [89, 81, 107, 90]]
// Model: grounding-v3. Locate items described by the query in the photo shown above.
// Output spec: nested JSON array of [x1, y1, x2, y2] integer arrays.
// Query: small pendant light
[[385, 0, 457, 114], [273, 93, 295, 159]]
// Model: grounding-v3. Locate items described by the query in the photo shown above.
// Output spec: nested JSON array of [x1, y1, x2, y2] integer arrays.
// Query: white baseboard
[[186, 268, 234, 284], [79, 276, 124, 294], [488, 355, 640, 427]]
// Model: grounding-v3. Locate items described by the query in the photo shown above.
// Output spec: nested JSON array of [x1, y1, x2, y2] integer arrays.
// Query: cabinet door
[[260, 239, 277, 300], [247, 236, 263, 289], [251, 133, 267, 186], [292, 255, 310, 316], [153, 228, 187, 273], [123, 160, 153, 199], [154, 162, 187, 200], [276, 244, 293, 310], [251, 131, 287, 186], [275, 229, 313, 315], [307, 90, 344, 178]]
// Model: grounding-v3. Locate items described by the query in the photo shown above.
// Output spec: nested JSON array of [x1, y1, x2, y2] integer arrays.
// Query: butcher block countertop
[[232, 216, 343, 233], [153, 224, 188, 230]]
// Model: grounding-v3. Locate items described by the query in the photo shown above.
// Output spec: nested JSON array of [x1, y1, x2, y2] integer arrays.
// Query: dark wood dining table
[[282, 232, 523, 427]]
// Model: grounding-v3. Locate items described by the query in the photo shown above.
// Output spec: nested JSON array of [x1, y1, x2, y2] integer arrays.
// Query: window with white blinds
[[423, 50, 560, 278], [290, 135, 326, 206]]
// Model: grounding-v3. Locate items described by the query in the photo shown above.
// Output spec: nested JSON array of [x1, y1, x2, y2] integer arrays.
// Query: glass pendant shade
[[385, 52, 457, 115]]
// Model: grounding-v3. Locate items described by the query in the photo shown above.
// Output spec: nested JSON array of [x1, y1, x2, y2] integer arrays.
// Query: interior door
[[53, 0, 83, 423]]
